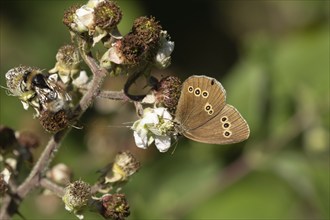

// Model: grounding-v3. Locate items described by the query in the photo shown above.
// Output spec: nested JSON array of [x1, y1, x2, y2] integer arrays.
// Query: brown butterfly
[[174, 75, 250, 144]]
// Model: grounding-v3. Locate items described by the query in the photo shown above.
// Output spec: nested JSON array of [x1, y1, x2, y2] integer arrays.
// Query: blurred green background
[[0, 0, 329, 219]]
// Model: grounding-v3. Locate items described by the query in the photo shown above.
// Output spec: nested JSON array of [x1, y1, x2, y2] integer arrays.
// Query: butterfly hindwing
[[183, 104, 249, 144]]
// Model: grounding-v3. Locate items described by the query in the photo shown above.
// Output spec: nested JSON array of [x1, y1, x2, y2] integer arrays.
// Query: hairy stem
[[40, 178, 65, 197], [97, 90, 130, 101]]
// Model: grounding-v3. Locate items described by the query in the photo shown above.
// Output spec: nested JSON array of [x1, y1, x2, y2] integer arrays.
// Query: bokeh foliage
[[1, 1, 329, 219]]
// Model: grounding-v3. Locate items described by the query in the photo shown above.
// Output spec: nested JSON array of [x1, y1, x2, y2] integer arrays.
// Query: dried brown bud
[[63, 4, 82, 31], [62, 180, 91, 216], [94, 0, 122, 30], [132, 16, 162, 49], [39, 109, 71, 133], [154, 76, 182, 114], [120, 34, 146, 64], [100, 194, 130, 220]]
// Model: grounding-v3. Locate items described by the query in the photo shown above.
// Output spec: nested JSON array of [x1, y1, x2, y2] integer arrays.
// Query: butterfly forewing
[[175, 75, 226, 132]]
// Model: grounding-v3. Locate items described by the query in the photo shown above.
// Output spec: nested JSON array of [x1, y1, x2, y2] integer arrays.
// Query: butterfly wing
[[175, 75, 226, 132], [183, 104, 250, 144]]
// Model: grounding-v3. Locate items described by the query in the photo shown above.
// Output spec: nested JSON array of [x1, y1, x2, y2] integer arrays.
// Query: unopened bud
[[46, 163, 72, 185]]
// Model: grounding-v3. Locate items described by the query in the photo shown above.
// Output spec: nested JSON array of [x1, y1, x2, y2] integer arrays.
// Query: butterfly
[[174, 75, 250, 144]]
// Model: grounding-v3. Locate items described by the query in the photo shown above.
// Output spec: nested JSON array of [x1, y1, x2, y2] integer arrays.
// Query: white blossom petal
[[155, 135, 172, 152], [133, 130, 148, 149], [87, 0, 105, 8], [131, 107, 175, 152], [73, 6, 94, 32], [72, 71, 89, 87], [154, 31, 174, 69], [141, 111, 159, 125], [141, 94, 156, 104]]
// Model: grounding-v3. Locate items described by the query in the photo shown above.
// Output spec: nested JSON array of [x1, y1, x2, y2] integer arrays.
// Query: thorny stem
[[0, 51, 109, 219]]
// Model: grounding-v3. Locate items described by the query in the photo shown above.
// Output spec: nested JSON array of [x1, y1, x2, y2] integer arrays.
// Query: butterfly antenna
[[107, 124, 132, 129], [107, 121, 135, 129], [170, 136, 179, 155]]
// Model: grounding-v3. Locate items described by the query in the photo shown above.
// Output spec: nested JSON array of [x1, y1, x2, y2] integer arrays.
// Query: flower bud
[[63, 180, 91, 219], [105, 151, 140, 183], [46, 163, 73, 185]]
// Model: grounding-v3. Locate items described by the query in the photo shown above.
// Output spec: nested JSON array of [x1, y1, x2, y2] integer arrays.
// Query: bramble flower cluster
[[63, 0, 122, 46], [2, 0, 179, 219], [100, 17, 174, 76], [60, 151, 138, 219]]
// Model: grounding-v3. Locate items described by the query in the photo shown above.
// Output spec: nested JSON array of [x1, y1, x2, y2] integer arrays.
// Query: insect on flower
[[5, 66, 73, 131]]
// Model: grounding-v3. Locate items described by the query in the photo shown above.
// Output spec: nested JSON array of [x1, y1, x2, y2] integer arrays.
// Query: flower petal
[[155, 135, 172, 152], [133, 130, 148, 149]]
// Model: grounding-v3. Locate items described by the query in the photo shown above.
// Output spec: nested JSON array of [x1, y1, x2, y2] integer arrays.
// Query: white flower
[[132, 107, 175, 152], [154, 31, 174, 69]]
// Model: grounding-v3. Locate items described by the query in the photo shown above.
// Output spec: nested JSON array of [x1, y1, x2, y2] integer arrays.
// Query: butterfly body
[[174, 75, 250, 144]]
